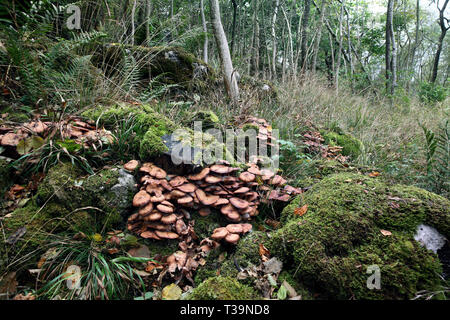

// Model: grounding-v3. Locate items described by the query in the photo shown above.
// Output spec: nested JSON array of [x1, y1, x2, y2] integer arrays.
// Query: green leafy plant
[[419, 82, 448, 104]]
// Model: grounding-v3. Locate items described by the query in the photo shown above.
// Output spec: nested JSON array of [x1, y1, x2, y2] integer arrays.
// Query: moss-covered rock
[[187, 276, 259, 300], [323, 131, 363, 158], [191, 110, 220, 129], [293, 159, 375, 189], [267, 173, 449, 299]]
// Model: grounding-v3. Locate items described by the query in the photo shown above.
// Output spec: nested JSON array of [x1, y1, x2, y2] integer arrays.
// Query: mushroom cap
[[161, 214, 177, 224], [138, 202, 154, 216], [170, 190, 186, 198], [220, 204, 238, 216], [241, 223, 253, 234], [205, 175, 222, 184], [226, 224, 243, 234], [195, 189, 219, 206], [159, 179, 173, 191], [27, 121, 47, 134], [239, 171, 256, 182], [213, 198, 229, 206], [155, 230, 179, 239], [169, 176, 187, 187], [133, 190, 151, 207], [247, 166, 262, 175], [156, 204, 174, 214], [229, 197, 249, 209], [188, 168, 210, 181], [161, 200, 174, 207], [124, 160, 139, 171], [145, 211, 162, 221], [150, 167, 167, 179], [211, 227, 228, 240], [225, 233, 240, 244], [227, 212, 241, 222], [199, 208, 211, 217], [270, 175, 286, 186], [210, 164, 233, 174], [127, 213, 139, 222], [177, 183, 197, 193], [150, 195, 166, 203], [146, 222, 170, 231], [261, 169, 275, 180], [177, 196, 194, 205], [140, 231, 161, 240], [234, 187, 250, 194], [246, 192, 259, 202], [175, 219, 187, 234]]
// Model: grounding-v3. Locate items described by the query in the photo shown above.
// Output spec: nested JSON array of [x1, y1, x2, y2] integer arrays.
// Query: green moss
[[139, 129, 169, 160], [144, 239, 179, 257], [191, 110, 220, 128], [242, 124, 260, 132], [0, 159, 13, 195], [234, 231, 267, 268], [323, 131, 363, 158], [268, 173, 449, 299], [187, 276, 259, 300]]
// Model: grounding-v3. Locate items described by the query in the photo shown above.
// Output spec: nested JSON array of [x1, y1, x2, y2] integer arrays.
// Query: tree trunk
[[300, 0, 311, 72], [209, 0, 240, 103], [131, 0, 137, 46], [251, 0, 260, 76], [312, 0, 327, 72], [271, 0, 280, 79], [146, 0, 152, 45], [430, 0, 449, 83], [200, 0, 208, 63], [385, 0, 394, 92], [335, 0, 345, 90], [281, 5, 294, 79], [230, 0, 238, 56]]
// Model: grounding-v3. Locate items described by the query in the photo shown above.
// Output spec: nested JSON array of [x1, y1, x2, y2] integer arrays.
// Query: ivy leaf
[[277, 285, 288, 300]]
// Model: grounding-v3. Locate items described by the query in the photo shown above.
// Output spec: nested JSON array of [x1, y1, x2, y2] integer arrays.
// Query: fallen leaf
[[369, 171, 380, 177], [259, 243, 270, 258], [281, 280, 298, 298], [294, 204, 308, 216], [380, 229, 392, 236]]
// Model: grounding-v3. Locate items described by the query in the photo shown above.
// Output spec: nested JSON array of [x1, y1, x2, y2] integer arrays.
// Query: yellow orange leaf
[[294, 204, 308, 216], [369, 171, 380, 177], [380, 229, 392, 236]]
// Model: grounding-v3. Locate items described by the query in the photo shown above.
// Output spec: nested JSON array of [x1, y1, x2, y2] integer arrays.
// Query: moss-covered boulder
[[323, 131, 363, 158], [268, 173, 449, 299], [293, 159, 376, 189], [187, 276, 259, 300], [1, 163, 136, 276]]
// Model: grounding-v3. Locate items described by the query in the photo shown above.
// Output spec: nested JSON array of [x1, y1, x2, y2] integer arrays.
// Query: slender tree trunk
[[200, 0, 208, 63], [312, 0, 327, 71], [131, 0, 137, 46], [430, 0, 449, 83], [281, 5, 294, 79], [146, 0, 152, 44], [209, 0, 240, 102], [271, 0, 280, 79], [300, 0, 311, 72], [390, 3, 397, 94], [385, 0, 394, 92], [335, 0, 345, 90], [230, 0, 238, 56], [251, 0, 260, 76]]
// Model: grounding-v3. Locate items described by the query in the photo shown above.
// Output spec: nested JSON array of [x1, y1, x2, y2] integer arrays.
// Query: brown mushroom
[[220, 204, 238, 216], [205, 175, 222, 184], [177, 183, 197, 193], [241, 223, 253, 234], [175, 219, 187, 235], [188, 168, 210, 181], [161, 214, 177, 224], [213, 198, 229, 206], [226, 224, 243, 234], [169, 176, 187, 187], [227, 212, 242, 222], [138, 202, 153, 216], [150, 167, 167, 179], [210, 164, 232, 174], [270, 175, 286, 186], [1, 132, 23, 146], [229, 197, 249, 209], [211, 227, 228, 240], [140, 231, 161, 240], [234, 187, 250, 194], [195, 189, 219, 206], [225, 233, 240, 244], [247, 165, 262, 175], [170, 190, 186, 198], [199, 208, 211, 217], [155, 230, 179, 239], [261, 169, 275, 180], [239, 171, 256, 182], [177, 196, 194, 205], [150, 194, 166, 203], [145, 211, 162, 221], [124, 160, 139, 171], [133, 190, 151, 207], [157, 204, 174, 214]]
